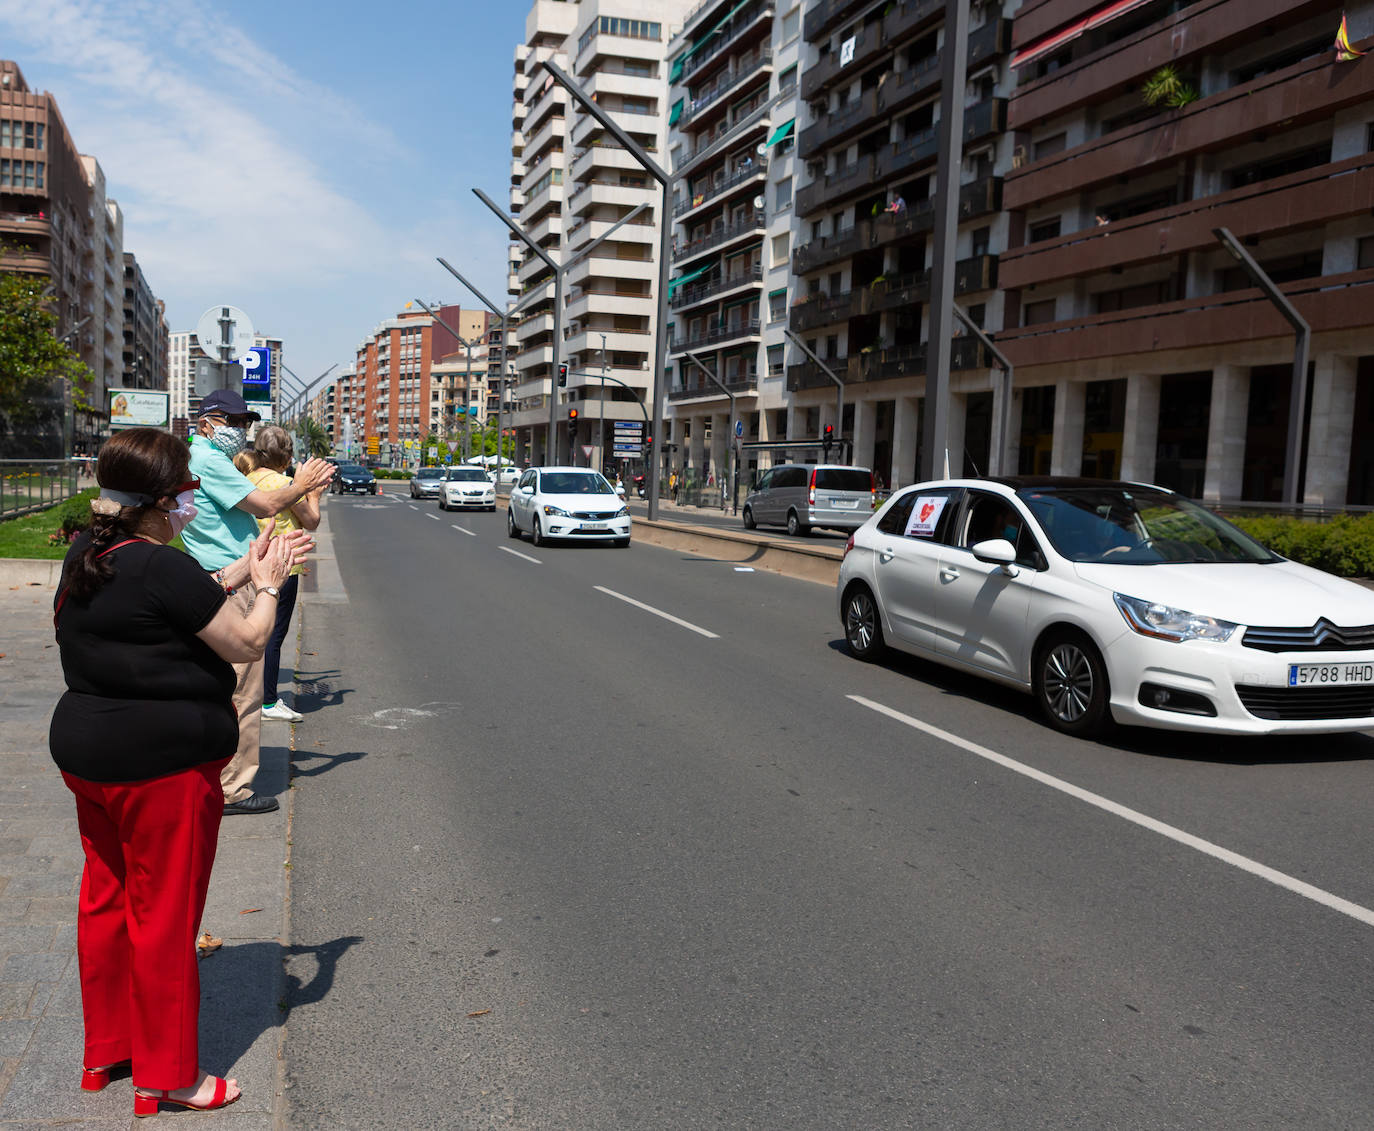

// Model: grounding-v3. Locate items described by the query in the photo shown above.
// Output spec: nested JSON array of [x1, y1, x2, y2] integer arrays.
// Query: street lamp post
[[1214, 226, 1311, 504], [684, 350, 737, 514], [432, 261, 511, 472], [951, 303, 1014, 476]]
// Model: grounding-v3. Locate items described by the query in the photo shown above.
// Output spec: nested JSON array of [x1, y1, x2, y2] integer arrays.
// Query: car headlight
[[1113, 593, 1237, 643], [542, 504, 570, 517], [614, 506, 628, 518]]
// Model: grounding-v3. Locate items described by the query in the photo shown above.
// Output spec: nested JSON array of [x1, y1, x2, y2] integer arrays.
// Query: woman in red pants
[[50, 428, 304, 1117]]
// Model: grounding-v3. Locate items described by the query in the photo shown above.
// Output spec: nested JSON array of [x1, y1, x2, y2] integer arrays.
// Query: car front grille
[[1235, 684, 1374, 720], [571, 510, 620, 520], [1241, 619, 1374, 652]]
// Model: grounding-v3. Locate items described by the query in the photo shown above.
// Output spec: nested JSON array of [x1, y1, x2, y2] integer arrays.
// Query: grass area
[[0, 489, 96, 560]]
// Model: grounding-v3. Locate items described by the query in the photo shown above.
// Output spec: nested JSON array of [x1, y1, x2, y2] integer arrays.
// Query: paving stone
[[0, 926, 59, 959], [0, 985, 34, 1020], [0, 1019, 36, 1057], [0, 953, 69, 985], [5, 874, 76, 899], [15, 897, 68, 925]]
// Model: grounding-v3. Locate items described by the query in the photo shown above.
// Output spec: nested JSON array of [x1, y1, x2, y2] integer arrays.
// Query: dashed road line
[[499, 546, 541, 565], [593, 586, 719, 639]]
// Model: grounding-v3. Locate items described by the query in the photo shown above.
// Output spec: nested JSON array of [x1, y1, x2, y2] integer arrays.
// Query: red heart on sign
[[919, 503, 935, 522]]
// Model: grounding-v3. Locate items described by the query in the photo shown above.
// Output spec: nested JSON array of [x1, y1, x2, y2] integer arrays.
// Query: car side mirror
[[971, 538, 1018, 574]]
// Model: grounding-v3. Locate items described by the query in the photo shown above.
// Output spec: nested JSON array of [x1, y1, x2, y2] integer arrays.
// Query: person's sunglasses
[[173, 477, 201, 494]]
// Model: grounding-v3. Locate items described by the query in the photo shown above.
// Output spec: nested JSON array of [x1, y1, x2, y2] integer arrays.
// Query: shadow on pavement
[[281, 935, 366, 1017], [289, 749, 369, 778]]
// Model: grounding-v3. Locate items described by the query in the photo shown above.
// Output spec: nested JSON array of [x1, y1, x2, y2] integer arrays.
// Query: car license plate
[[830, 499, 859, 508], [1289, 662, 1374, 686], [582, 522, 608, 531]]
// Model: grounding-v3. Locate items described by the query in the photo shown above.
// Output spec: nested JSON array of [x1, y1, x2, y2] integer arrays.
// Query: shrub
[[54, 489, 98, 542], [1224, 513, 1374, 577]]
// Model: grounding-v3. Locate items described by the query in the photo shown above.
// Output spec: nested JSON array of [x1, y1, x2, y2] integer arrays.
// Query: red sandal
[[134, 1075, 239, 1117], [81, 1059, 130, 1091]]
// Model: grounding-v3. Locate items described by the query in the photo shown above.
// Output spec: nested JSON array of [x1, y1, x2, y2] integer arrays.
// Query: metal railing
[[0, 459, 84, 521]]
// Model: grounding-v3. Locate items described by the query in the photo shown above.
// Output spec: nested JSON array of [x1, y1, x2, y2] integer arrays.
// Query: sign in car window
[[905, 495, 949, 538]]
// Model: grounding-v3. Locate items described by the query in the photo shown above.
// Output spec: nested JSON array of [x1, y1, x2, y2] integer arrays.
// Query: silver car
[[410, 466, 446, 499], [742, 464, 875, 536]]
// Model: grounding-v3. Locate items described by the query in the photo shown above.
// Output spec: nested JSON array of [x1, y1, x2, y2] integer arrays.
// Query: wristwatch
[[258, 586, 281, 598]]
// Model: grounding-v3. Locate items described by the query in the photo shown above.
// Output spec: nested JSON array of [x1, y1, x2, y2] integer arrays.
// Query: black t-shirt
[[50, 534, 237, 782]]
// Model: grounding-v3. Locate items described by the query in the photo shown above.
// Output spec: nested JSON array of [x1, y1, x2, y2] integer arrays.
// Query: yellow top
[[247, 467, 304, 576]]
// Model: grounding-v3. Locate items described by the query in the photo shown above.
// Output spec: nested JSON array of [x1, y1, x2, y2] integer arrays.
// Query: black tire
[[742, 506, 756, 530], [1034, 630, 1112, 737], [786, 510, 809, 537], [532, 518, 545, 547], [843, 584, 885, 662], [507, 509, 521, 538], [615, 537, 630, 548]]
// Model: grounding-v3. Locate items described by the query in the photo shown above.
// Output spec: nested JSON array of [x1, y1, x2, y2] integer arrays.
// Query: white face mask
[[209, 425, 247, 457], [165, 490, 198, 537]]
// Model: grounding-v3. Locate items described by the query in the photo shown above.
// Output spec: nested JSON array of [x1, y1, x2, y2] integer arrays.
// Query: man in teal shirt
[[186, 390, 335, 814]]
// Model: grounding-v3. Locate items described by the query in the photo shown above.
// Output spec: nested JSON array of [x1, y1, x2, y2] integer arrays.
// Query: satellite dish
[[755, 142, 767, 156], [753, 196, 765, 210]]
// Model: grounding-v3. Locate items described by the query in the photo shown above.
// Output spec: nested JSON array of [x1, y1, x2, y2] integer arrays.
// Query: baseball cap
[[197, 389, 262, 420]]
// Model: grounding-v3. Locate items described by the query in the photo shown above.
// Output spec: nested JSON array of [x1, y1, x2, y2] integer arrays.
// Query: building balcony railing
[[874, 52, 941, 120], [791, 222, 866, 276], [681, 1, 772, 84], [800, 27, 887, 102], [870, 127, 938, 184], [878, 0, 943, 49], [789, 288, 863, 333], [963, 97, 1006, 146], [670, 317, 763, 353], [785, 336, 988, 391], [796, 154, 875, 217], [803, 0, 867, 44], [679, 48, 773, 130], [674, 210, 766, 264], [675, 161, 766, 219], [967, 18, 1011, 67], [671, 263, 764, 310], [668, 374, 758, 402], [797, 87, 876, 161], [676, 99, 773, 177]]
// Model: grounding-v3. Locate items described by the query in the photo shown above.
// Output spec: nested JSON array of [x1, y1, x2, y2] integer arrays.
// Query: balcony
[[681, 1, 772, 84], [678, 48, 773, 132], [800, 28, 887, 103], [792, 222, 866, 276], [1000, 153, 1374, 291], [878, 0, 942, 49], [668, 374, 758, 403], [1006, 50, 1374, 210], [670, 317, 763, 353], [871, 129, 937, 183], [867, 255, 999, 312], [674, 210, 766, 264], [785, 336, 988, 391], [676, 99, 773, 177], [671, 263, 764, 311], [963, 97, 1006, 145], [795, 154, 875, 217], [676, 161, 766, 219], [798, 87, 876, 161], [789, 289, 862, 333], [803, 0, 867, 44], [875, 52, 941, 120], [967, 18, 1011, 67]]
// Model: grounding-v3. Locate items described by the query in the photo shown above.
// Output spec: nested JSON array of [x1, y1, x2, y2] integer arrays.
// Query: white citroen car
[[507, 466, 631, 547], [837, 477, 1374, 737], [439, 466, 496, 511]]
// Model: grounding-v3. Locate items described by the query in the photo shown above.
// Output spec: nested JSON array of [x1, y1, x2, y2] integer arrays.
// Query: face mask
[[165, 490, 198, 538], [209, 425, 247, 457]]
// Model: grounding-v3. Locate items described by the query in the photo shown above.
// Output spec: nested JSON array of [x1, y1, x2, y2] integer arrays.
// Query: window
[[774, 176, 792, 209], [1359, 236, 1374, 271], [1033, 132, 1066, 159], [769, 290, 787, 322], [1029, 217, 1061, 243], [782, 7, 799, 41], [778, 65, 797, 92], [772, 232, 789, 264], [768, 345, 784, 375], [1023, 298, 1057, 326], [0, 121, 8, 148], [971, 226, 990, 257]]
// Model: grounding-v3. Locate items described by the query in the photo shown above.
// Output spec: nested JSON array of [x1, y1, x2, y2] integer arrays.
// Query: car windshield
[[814, 468, 872, 491], [1017, 485, 1280, 565], [540, 471, 615, 495], [446, 468, 488, 481], [338, 464, 366, 475], [415, 468, 444, 479]]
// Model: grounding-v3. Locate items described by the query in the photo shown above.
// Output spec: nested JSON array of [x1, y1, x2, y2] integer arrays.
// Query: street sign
[[241, 346, 271, 402], [614, 420, 643, 432], [428, 446, 438, 459], [582, 445, 595, 459], [612, 443, 641, 455], [734, 419, 744, 438], [195, 305, 255, 364]]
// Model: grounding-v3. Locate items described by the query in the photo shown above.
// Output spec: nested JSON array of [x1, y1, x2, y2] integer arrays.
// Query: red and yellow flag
[[1336, 13, 1366, 62]]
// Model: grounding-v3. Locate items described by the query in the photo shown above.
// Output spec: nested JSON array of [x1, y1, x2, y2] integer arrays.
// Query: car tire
[[507, 509, 521, 538], [615, 537, 630, 548], [532, 518, 545, 546], [439, 498, 447, 511], [742, 506, 756, 530], [786, 510, 809, 537], [1034, 630, 1112, 738], [843, 584, 886, 662]]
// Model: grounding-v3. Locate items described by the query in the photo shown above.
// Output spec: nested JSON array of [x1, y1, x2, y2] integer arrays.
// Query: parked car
[[838, 476, 1374, 737], [507, 467, 631, 547], [410, 466, 447, 499], [488, 465, 520, 488], [439, 466, 496, 511], [332, 463, 377, 495], [743, 464, 875, 536]]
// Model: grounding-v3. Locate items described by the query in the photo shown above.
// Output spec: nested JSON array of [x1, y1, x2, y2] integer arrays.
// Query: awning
[[679, 0, 752, 65], [767, 117, 796, 147], [668, 263, 713, 294], [669, 55, 684, 84], [1010, 0, 1153, 69], [668, 98, 684, 126]]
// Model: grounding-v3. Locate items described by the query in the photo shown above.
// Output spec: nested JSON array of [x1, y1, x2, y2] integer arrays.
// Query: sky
[[1, 0, 529, 403]]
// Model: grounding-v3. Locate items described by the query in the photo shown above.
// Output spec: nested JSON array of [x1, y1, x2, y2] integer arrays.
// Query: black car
[[333, 463, 377, 495]]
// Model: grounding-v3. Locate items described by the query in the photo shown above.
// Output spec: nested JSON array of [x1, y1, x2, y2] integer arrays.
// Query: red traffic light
[[568, 407, 579, 421], [558, 363, 569, 387], [824, 424, 834, 437]]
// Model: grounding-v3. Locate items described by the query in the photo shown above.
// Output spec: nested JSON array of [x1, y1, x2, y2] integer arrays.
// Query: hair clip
[[90, 497, 122, 517]]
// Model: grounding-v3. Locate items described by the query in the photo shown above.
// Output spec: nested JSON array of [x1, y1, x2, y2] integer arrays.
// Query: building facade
[[121, 252, 166, 391]]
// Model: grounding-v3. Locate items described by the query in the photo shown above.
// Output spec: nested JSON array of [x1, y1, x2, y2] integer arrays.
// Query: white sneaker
[[261, 701, 304, 722]]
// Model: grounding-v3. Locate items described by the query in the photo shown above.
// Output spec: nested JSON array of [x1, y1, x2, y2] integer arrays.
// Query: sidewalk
[[0, 573, 296, 1127]]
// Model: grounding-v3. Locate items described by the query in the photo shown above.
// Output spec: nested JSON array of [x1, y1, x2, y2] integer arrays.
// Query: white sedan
[[507, 466, 631, 547], [837, 477, 1374, 737], [438, 466, 496, 511]]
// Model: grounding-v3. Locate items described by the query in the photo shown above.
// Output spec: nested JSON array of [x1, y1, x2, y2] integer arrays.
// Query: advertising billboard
[[108, 389, 171, 430]]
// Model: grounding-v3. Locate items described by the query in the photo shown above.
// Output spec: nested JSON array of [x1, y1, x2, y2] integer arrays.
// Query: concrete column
[[710, 412, 729, 485], [1202, 365, 1249, 502], [786, 403, 804, 448], [945, 392, 967, 476], [1305, 353, 1358, 505], [891, 396, 920, 488], [1120, 374, 1161, 483], [689, 416, 706, 479], [1049, 379, 1085, 477], [1003, 389, 1023, 475], [853, 398, 876, 471]]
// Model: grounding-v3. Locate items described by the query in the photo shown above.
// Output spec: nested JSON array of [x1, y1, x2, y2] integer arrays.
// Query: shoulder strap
[[53, 539, 148, 634]]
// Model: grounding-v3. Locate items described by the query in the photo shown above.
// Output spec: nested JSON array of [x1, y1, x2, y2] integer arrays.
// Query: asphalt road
[[281, 489, 1374, 1130]]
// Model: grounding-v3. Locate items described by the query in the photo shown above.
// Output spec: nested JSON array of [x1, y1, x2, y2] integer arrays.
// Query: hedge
[[1224, 513, 1374, 578]]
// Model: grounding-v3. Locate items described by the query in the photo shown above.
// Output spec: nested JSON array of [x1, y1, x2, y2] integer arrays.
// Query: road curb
[[0, 559, 63, 588], [629, 517, 842, 586]]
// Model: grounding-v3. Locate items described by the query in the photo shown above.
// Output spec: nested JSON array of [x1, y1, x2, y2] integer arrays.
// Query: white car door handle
[[878, 547, 894, 563], [940, 566, 960, 581]]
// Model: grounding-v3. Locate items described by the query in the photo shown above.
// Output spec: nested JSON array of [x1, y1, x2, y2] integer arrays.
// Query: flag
[[1336, 13, 1366, 62]]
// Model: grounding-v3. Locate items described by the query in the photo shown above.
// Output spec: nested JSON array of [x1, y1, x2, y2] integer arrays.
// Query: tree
[[0, 271, 93, 455], [293, 414, 333, 458]]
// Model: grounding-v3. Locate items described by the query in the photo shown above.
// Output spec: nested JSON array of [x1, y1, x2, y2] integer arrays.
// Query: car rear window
[[416, 468, 444, 478], [814, 469, 871, 492]]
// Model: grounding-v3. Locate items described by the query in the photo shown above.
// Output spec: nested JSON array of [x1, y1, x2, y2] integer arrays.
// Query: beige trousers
[[221, 584, 264, 804]]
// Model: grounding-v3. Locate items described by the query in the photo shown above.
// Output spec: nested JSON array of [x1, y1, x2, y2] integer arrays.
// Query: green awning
[[668, 98, 684, 126], [767, 118, 795, 147], [668, 263, 713, 294], [680, 0, 752, 63], [669, 55, 684, 84]]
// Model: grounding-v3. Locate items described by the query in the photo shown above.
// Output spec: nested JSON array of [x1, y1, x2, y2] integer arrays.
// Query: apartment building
[[996, 0, 1374, 506], [782, 0, 1013, 487], [121, 252, 167, 392], [663, 0, 805, 485], [508, 0, 688, 470], [167, 330, 201, 430]]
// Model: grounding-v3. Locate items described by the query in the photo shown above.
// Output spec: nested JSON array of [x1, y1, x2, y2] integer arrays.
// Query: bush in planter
[[53, 489, 98, 543], [1225, 513, 1374, 578]]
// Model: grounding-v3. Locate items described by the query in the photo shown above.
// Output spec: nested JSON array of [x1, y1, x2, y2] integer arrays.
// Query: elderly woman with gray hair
[[242, 425, 325, 722]]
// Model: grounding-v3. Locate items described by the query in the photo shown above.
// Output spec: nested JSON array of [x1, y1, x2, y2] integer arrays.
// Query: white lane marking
[[408, 504, 418, 511], [452, 525, 477, 537], [849, 695, 1374, 929], [594, 585, 719, 639], [426, 513, 439, 521], [499, 546, 541, 565]]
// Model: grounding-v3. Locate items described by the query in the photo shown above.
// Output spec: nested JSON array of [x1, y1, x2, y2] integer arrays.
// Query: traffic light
[[823, 423, 834, 457], [568, 407, 579, 423], [558, 362, 569, 387]]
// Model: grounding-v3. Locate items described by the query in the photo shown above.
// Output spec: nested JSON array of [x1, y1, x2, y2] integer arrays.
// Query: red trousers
[[62, 759, 227, 1090]]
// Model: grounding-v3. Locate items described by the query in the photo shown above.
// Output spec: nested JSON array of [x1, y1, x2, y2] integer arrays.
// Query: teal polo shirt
[[183, 435, 258, 570]]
